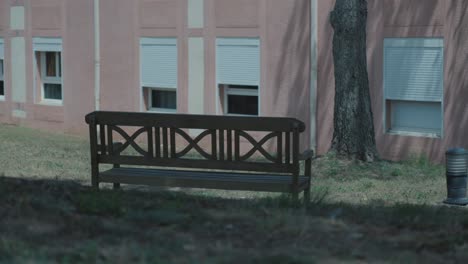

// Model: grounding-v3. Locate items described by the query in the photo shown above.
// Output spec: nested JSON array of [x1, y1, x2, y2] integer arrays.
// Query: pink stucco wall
[[317, 0, 468, 162], [0, 0, 10, 125], [0, 0, 95, 134], [98, 0, 310, 150], [0, 0, 311, 152], [2, 0, 467, 162]]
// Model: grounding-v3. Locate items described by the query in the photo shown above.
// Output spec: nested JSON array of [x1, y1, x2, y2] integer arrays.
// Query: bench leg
[[91, 170, 99, 191], [113, 183, 121, 190], [304, 187, 310, 205], [92, 179, 99, 190], [292, 192, 299, 203]]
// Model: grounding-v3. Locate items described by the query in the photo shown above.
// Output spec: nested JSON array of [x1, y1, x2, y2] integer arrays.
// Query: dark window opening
[[227, 95, 258, 116], [44, 84, 62, 100], [151, 90, 176, 110]]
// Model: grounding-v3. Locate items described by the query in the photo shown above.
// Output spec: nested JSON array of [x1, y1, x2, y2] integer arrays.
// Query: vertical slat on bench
[[155, 127, 161, 158], [227, 129, 232, 161], [219, 129, 224, 161], [89, 120, 99, 190], [285, 132, 290, 164], [107, 126, 114, 155], [211, 129, 217, 160], [162, 127, 168, 158], [292, 129, 300, 200], [170, 128, 176, 158], [234, 130, 240, 161], [277, 132, 282, 164], [147, 127, 154, 158], [99, 124, 106, 154], [112, 142, 122, 190]]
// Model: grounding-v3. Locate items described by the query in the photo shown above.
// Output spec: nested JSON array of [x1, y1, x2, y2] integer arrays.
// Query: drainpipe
[[94, 0, 100, 111], [310, 0, 318, 152]]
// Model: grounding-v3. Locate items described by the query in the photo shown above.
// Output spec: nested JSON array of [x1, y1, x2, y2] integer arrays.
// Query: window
[[384, 38, 443, 137], [140, 38, 177, 112], [40, 51, 62, 100], [0, 38, 4, 99], [223, 85, 258, 116], [0, 59, 4, 100], [147, 88, 177, 112], [33, 38, 63, 104], [216, 38, 260, 116]]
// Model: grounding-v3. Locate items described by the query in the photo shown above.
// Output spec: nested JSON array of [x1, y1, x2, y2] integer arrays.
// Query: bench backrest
[[86, 111, 306, 174]]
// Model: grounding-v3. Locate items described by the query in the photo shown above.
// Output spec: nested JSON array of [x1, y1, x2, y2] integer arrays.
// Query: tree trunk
[[330, 0, 378, 162]]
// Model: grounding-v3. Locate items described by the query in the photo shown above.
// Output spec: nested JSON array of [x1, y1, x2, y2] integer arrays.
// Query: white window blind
[[140, 38, 177, 89], [390, 101, 442, 134], [384, 38, 443, 102], [384, 38, 444, 136], [216, 38, 260, 86], [33, 37, 62, 52]]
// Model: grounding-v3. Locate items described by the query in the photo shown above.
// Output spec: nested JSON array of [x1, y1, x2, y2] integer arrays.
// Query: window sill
[[38, 100, 63, 107], [386, 129, 441, 139], [147, 108, 177, 114], [225, 113, 259, 117]]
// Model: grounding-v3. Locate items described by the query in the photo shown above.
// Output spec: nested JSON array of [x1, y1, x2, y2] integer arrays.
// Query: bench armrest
[[299, 150, 315, 161]]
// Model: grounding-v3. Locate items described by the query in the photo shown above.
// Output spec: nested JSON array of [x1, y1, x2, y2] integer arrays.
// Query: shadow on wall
[[269, 0, 311, 150], [316, 0, 336, 156], [316, 0, 468, 163], [376, 0, 442, 162], [443, 1, 468, 152], [380, 0, 468, 162]]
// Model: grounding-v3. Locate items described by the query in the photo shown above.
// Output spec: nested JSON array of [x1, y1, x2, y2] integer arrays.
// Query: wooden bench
[[85, 111, 314, 202]]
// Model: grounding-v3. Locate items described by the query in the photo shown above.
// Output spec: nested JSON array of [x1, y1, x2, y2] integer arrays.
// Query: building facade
[[0, 0, 466, 162], [318, 0, 468, 161]]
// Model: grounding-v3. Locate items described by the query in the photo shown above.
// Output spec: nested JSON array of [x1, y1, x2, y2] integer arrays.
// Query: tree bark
[[330, 0, 378, 161]]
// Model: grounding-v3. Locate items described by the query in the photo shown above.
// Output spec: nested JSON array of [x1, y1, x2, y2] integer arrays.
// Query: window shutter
[[140, 38, 177, 89], [384, 38, 443, 102], [0, 39, 4, 59], [217, 38, 260, 86], [33, 38, 62, 52]]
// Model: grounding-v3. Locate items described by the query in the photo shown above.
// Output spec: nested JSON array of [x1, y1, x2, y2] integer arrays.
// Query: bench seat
[[100, 167, 310, 193]]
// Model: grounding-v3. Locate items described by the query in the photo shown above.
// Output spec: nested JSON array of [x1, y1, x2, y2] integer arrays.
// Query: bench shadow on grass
[[2, 176, 468, 263]]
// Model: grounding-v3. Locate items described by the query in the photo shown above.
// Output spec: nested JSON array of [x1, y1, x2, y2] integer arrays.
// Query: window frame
[[223, 84, 259, 116], [383, 37, 444, 138]]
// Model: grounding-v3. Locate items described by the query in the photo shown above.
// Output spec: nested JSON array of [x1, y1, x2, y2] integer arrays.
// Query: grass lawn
[[1, 124, 467, 263]]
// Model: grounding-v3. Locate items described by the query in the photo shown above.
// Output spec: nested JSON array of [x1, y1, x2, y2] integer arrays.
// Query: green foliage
[[125, 210, 191, 226], [74, 190, 125, 217], [253, 254, 317, 264]]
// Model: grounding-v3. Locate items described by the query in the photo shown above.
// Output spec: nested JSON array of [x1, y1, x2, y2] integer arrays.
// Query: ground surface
[[0, 124, 466, 263]]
